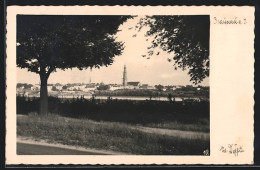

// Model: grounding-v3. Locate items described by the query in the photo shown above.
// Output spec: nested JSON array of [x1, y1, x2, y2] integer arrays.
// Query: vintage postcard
[[5, 6, 254, 165]]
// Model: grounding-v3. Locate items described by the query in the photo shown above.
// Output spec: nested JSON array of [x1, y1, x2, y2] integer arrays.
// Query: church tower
[[122, 65, 127, 86]]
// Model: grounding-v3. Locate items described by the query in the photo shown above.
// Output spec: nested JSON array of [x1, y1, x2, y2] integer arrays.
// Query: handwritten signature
[[220, 144, 244, 157], [214, 17, 247, 25]]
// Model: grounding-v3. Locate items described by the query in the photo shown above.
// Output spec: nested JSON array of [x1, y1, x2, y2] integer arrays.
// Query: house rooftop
[[127, 82, 140, 86]]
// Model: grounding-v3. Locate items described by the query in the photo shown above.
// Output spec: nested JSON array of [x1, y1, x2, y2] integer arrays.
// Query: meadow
[[17, 114, 209, 155], [17, 95, 210, 155]]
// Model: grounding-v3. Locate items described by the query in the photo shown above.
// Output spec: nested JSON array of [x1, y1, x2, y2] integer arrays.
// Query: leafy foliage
[[16, 83, 33, 89], [17, 15, 131, 75], [17, 15, 131, 114], [136, 15, 210, 84], [51, 86, 59, 91], [154, 84, 164, 91], [62, 85, 67, 90], [17, 96, 209, 128], [97, 84, 110, 90]]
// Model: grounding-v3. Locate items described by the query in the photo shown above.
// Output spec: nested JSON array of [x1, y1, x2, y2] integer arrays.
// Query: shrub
[[16, 95, 209, 127]]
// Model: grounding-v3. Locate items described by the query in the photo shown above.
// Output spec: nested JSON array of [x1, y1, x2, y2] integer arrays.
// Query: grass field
[[17, 114, 209, 155]]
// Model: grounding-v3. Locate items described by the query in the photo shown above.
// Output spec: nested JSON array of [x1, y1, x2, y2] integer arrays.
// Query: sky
[[17, 16, 209, 86]]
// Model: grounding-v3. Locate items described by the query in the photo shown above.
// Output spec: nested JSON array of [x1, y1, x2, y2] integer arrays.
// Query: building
[[84, 84, 97, 91], [127, 82, 140, 86], [110, 84, 124, 91], [147, 85, 155, 90], [31, 84, 40, 91], [127, 82, 140, 89], [139, 84, 148, 89]]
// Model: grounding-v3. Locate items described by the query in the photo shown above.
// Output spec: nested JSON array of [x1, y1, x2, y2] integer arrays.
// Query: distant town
[[17, 81, 209, 99], [17, 65, 209, 100]]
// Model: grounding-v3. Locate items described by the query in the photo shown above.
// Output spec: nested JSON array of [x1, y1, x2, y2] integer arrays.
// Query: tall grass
[[17, 114, 209, 155]]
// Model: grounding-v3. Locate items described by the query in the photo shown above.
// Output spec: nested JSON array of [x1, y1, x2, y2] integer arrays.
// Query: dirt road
[[17, 143, 105, 155], [17, 137, 128, 155], [130, 126, 209, 140]]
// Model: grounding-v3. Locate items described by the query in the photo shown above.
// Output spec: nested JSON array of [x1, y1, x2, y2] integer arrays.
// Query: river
[[59, 95, 201, 101]]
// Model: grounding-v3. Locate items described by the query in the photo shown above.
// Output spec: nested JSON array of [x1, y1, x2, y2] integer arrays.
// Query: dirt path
[[17, 136, 130, 155], [17, 143, 106, 155], [130, 126, 209, 140]]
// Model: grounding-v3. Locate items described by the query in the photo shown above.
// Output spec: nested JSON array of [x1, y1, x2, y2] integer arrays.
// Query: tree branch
[[46, 66, 55, 78], [34, 70, 40, 74]]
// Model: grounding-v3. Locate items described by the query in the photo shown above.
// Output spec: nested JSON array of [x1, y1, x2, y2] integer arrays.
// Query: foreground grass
[[17, 114, 209, 155]]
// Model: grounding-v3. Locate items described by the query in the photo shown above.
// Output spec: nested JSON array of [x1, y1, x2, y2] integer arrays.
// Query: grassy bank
[[17, 114, 209, 155]]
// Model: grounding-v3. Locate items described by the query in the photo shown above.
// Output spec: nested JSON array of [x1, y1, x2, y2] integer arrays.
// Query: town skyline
[[17, 64, 209, 87]]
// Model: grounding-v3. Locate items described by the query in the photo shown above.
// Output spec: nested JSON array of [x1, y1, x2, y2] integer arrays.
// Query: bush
[[97, 85, 110, 90], [16, 95, 209, 126], [51, 86, 59, 91]]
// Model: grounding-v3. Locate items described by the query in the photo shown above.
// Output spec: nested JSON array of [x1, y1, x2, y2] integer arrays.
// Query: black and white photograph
[[16, 14, 210, 155], [6, 6, 254, 165]]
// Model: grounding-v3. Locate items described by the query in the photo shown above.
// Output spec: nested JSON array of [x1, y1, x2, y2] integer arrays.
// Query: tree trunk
[[39, 74, 48, 115]]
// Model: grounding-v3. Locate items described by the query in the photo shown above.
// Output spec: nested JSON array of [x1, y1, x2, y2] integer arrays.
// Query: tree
[[155, 84, 164, 91], [62, 85, 67, 90], [97, 85, 110, 90], [51, 86, 58, 91], [17, 15, 131, 115], [16, 83, 33, 89], [167, 93, 173, 102], [136, 15, 210, 84], [55, 83, 62, 86], [17, 83, 24, 88], [165, 85, 173, 91]]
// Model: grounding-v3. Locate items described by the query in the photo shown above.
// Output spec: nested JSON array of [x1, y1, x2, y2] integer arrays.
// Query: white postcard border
[[6, 5, 255, 165]]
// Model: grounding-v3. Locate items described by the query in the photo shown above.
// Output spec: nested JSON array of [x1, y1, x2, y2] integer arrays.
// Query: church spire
[[122, 65, 127, 86]]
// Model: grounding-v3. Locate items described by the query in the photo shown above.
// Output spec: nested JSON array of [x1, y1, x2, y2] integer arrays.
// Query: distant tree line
[[97, 85, 110, 90], [51, 86, 59, 91], [17, 95, 209, 127], [17, 83, 33, 89]]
